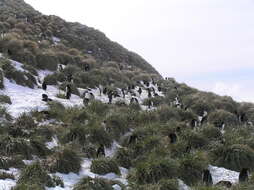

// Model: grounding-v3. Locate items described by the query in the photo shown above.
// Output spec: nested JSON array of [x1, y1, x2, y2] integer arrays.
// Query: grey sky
[[24, 0, 254, 102]]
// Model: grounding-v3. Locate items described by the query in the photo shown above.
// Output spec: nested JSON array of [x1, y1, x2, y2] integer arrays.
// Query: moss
[[91, 158, 120, 175]]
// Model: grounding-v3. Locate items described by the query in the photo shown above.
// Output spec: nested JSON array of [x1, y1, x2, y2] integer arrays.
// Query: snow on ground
[[0, 168, 20, 190], [52, 36, 61, 44], [0, 179, 16, 190], [1, 78, 83, 118], [11, 60, 25, 72], [46, 135, 59, 149], [47, 159, 128, 190], [178, 179, 191, 190], [209, 165, 239, 185], [105, 141, 122, 158]]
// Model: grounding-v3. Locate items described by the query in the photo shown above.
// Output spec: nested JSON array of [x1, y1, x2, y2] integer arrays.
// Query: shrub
[[182, 130, 208, 149], [0, 95, 12, 104], [51, 175, 64, 188], [17, 162, 54, 187], [36, 52, 58, 71], [178, 152, 208, 185], [2, 61, 35, 88], [22, 64, 38, 76], [211, 144, 254, 171], [133, 156, 179, 184], [74, 177, 114, 190], [43, 74, 58, 85], [159, 179, 179, 190], [13, 183, 44, 190], [87, 100, 109, 116], [131, 135, 162, 160], [15, 113, 35, 129], [47, 101, 65, 120], [0, 136, 33, 159], [70, 109, 90, 124], [0, 106, 12, 121], [63, 125, 87, 145], [87, 124, 113, 148], [201, 125, 222, 141], [30, 139, 50, 157], [45, 148, 81, 174], [91, 158, 120, 175], [156, 106, 180, 123], [105, 113, 129, 139], [194, 186, 223, 190], [115, 148, 132, 169], [0, 156, 24, 170], [190, 99, 214, 115], [208, 109, 238, 128], [82, 144, 97, 158], [59, 82, 80, 96]]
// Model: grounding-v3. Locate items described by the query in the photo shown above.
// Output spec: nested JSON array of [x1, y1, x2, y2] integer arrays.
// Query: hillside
[[1, 0, 254, 190]]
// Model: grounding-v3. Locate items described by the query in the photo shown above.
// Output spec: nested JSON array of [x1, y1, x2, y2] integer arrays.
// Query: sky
[[24, 0, 254, 102]]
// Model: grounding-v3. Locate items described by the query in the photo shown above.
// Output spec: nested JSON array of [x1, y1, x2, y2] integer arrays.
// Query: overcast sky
[[25, 0, 254, 102]]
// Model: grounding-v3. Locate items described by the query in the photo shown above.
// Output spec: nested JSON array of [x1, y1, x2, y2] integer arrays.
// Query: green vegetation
[[2, 0, 254, 189], [17, 162, 54, 188], [91, 158, 120, 175], [74, 177, 114, 190], [0, 95, 11, 104]]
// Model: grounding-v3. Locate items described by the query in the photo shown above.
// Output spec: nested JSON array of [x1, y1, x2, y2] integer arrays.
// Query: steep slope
[[1, 1, 254, 190], [0, 0, 160, 78]]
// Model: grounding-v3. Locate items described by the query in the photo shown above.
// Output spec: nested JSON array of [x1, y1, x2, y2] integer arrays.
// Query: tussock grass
[[91, 158, 120, 175], [0, 95, 12, 104]]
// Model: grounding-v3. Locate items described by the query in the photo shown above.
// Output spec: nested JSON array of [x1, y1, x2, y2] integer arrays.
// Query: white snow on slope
[[178, 179, 190, 190], [1, 78, 83, 118], [0, 168, 20, 190], [46, 135, 59, 149], [47, 159, 128, 190], [209, 165, 239, 185]]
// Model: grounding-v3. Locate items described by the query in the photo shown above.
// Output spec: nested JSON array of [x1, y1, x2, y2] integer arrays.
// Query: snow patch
[[2, 78, 83, 118], [209, 165, 239, 185], [46, 136, 59, 149], [178, 179, 191, 190]]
